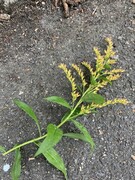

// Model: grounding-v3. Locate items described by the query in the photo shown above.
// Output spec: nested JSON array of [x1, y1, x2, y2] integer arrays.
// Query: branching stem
[[3, 86, 93, 156]]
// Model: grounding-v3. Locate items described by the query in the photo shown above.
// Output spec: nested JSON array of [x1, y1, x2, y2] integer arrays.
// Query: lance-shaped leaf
[[43, 148, 67, 180], [35, 124, 63, 157], [45, 96, 71, 109], [11, 148, 21, 180], [0, 145, 6, 153], [14, 99, 41, 136], [64, 133, 90, 143], [72, 120, 95, 151], [82, 92, 105, 105], [35, 142, 67, 180]]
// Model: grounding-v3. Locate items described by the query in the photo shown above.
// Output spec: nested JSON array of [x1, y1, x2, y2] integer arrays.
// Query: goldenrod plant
[[0, 38, 129, 180]]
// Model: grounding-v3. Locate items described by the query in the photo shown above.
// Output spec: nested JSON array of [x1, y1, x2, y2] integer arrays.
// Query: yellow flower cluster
[[104, 69, 125, 75], [77, 98, 129, 115], [91, 98, 129, 109], [106, 74, 121, 81], [80, 104, 91, 114], [58, 63, 80, 102], [104, 37, 115, 59], [71, 91, 80, 102], [72, 64, 87, 88], [94, 81, 108, 92], [93, 69, 124, 93], [58, 38, 128, 108], [107, 59, 117, 65], [81, 61, 94, 76], [94, 47, 104, 72]]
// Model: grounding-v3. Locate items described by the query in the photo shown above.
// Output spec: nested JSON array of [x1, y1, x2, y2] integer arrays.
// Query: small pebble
[[131, 155, 135, 160], [0, 14, 10, 20], [3, 164, 10, 172], [19, 90, 24, 95]]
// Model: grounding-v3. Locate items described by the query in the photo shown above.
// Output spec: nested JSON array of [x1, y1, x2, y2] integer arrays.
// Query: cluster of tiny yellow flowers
[[91, 98, 129, 109], [104, 37, 115, 59], [58, 63, 80, 102], [94, 72, 124, 93], [71, 91, 80, 102], [104, 69, 125, 75], [72, 64, 87, 88], [93, 47, 104, 72], [103, 69, 125, 83], [81, 61, 94, 76], [107, 59, 117, 65], [80, 104, 91, 114], [94, 81, 108, 92], [80, 99, 129, 115], [106, 74, 121, 81], [59, 38, 128, 110]]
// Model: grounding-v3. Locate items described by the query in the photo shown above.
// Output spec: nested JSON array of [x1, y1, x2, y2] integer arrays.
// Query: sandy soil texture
[[0, 0, 135, 179]]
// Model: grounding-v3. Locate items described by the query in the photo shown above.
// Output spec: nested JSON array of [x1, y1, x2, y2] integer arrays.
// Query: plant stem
[[3, 134, 47, 156], [37, 123, 42, 137], [3, 86, 93, 156], [57, 99, 82, 128], [57, 85, 93, 128]]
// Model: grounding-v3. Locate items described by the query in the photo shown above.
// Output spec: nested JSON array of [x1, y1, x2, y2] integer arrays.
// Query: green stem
[[3, 86, 93, 156], [3, 134, 47, 156], [58, 85, 92, 128], [57, 98, 82, 128], [37, 124, 42, 137]]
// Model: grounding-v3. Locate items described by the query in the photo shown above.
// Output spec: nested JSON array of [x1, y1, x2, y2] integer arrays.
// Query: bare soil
[[0, 0, 135, 180]]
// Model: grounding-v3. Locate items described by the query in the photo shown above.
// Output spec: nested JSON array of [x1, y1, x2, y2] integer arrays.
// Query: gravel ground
[[0, 0, 135, 180]]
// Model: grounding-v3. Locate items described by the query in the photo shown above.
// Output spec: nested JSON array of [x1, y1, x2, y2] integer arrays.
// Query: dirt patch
[[0, 0, 135, 179]]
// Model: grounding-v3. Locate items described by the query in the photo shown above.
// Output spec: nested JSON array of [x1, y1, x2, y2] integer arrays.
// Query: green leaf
[[0, 145, 6, 153], [11, 148, 21, 180], [104, 64, 111, 70], [35, 142, 67, 180], [14, 99, 41, 136], [45, 96, 71, 109], [64, 133, 90, 143], [82, 92, 105, 104], [35, 124, 63, 157], [98, 75, 108, 81], [91, 76, 97, 85], [72, 120, 95, 151], [42, 148, 67, 180]]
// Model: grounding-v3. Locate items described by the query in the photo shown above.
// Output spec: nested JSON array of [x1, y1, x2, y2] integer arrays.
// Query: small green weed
[[0, 38, 129, 180]]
